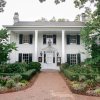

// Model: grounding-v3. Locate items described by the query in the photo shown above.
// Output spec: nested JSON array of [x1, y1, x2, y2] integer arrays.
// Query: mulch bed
[[60, 72, 100, 97], [0, 72, 39, 94]]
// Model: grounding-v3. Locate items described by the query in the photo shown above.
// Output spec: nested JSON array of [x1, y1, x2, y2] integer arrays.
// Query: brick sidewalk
[[0, 71, 99, 100]]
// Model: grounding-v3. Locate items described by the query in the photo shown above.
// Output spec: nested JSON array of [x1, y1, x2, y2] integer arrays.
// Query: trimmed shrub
[[6, 79, 16, 88], [21, 69, 36, 80], [60, 63, 69, 71], [4, 62, 27, 73], [0, 64, 9, 73], [28, 62, 41, 72], [63, 70, 79, 81]]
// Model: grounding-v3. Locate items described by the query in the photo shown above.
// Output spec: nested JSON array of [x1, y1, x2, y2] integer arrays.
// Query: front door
[[46, 52, 53, 64]]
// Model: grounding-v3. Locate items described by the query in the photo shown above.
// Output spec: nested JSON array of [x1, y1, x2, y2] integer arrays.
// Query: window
[[70, 54, 77, 65], [19, 34, 33, 44], [22, 35, 30, 43], [18, 53, 32, 63], [43, 35, 56, 44], [70, 35, 77, 44], [66, 35, 80, 45], [67, 54, 81, 65]]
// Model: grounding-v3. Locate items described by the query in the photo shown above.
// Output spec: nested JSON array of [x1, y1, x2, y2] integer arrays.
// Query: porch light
[[40, 51, 43, 56], [57, 52, 59, 57]]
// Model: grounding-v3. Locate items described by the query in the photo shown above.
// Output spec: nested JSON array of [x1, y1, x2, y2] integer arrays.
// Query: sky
[[0, 0, 82, 28]]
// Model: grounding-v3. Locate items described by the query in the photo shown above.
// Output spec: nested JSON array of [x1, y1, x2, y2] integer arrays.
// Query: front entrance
[[46, 52, 53, 64]]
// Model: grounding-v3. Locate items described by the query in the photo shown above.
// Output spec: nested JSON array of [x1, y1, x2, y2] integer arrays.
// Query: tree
[[74, 0, 100, 65], [0, 29, 16, 64], [39, 0, 65, 4], [58, 18, 66, 22], [0, 0, 6, 12]]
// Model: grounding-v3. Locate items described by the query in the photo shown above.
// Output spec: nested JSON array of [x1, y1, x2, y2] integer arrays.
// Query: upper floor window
[[23, 35, 30, 43], [43, 35, 56, 44], [19, 34, 33, 44], [66, 35, 80, 45], [70, 35, 77, 44]]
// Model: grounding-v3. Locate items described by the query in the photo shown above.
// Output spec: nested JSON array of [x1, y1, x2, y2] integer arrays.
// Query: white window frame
[[70, 54, 77, 65], [22, 35, 30, 44], [70, 35, 77, 44]]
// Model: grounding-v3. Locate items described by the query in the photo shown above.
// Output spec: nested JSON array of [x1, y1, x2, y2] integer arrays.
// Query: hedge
[[21, 69, 36, 80], [63, 69, 99, 81]]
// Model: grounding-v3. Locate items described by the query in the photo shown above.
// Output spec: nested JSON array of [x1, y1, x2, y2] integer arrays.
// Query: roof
[[13, 21, 85, 27]]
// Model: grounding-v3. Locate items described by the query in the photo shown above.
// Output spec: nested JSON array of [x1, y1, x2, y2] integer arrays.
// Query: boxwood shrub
[[28, 62, 41, 72], [21, 69, 36, 80], [0, 63, 28, 73]]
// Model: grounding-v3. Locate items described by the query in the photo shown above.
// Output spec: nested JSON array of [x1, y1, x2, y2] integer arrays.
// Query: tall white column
[[62, 30, 65, 63], [34, 30, 38, 61]]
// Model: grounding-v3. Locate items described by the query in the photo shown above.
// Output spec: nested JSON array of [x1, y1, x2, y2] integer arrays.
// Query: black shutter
[[77, 53, 81, 64], [29, 54, 32, 62], [43, 35, 46, 44], [77, 35, 80, 45], [67, 54, 70, 64], [53, 35, 56, 44], [67, 35, 70, 44], [19, 34, 23, 44], [29, 34, 33, 44], [19, 53, 22, 62]]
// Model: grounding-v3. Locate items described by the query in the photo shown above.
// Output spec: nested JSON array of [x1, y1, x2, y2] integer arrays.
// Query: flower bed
[[60, 63, 100, 97], [0, 62, 41, 93]]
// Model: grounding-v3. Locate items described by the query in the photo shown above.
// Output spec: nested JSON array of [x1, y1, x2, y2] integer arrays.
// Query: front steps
[[41, 63, 60, 71]]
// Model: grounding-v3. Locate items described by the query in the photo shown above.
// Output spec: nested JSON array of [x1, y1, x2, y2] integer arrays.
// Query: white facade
[[3, 13, 89, 69]]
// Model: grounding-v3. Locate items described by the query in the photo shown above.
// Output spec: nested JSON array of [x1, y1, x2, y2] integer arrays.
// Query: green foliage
[[85, 79, 96, 87], [0, 76, 10, 85], [2, 62, 27, 73], [74, 0, 100, 66], [39, 0, 65, 4], [94, 88, 100, 95], [21, 69, 36, 80], [79, 75, 87, 82], [71, 81, 87, 91], [28, 62, 41, 72], [63, 70, 79, 81], [95, 75, 100, 83], [20, 80, 28, 84], [0, 29, 16, 64], [0, 0, 6, 12], [61, 63, 100, 82], [12, 74, 22, 82], [6, 79, 15, 88], [60, 63, 69, 71]]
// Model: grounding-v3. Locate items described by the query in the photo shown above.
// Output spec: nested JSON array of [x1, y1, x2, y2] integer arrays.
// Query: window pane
[[70, 35, 77, 43]]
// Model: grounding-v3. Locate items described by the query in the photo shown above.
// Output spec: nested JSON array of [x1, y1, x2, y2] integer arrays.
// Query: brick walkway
[[0, 71, 100, 100]]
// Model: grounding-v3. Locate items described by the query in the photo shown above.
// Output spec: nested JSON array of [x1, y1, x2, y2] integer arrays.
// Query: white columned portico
[[34, 30, 38, 61], [62, 30, 65, 63]]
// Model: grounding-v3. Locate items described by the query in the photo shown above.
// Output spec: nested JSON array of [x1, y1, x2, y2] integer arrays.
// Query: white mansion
[[3, 13, 89, 69]]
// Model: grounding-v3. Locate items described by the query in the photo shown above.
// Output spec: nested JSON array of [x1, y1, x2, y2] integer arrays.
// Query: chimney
[[13, 12, 19, 23], [81, 13, 86, 22]]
